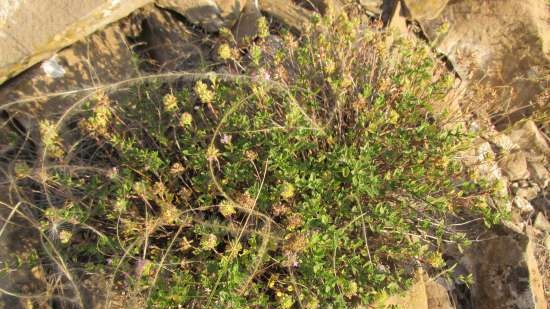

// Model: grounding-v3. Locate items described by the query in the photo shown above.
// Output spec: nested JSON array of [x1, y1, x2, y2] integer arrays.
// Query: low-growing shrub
[[23, 13, 504, 308]]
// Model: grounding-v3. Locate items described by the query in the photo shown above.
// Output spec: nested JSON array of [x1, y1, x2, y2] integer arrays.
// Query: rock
[[514, 196, 535, 215], [298, 0, 343, 16], [378, 271, 455, 309], [0, 15, 140, 131], [534, 213, 550, 233], [491, 133, 520, 153], [156, 0, 222, 32], [258, 0, 311, 33], [416, 0, 550, 126], [135, 6, 207, 71], [217, 0, 247, 27], [0, 5, 208, 129], [461, 229, 548, 309], [388, 1, 409, 37], [380, 270, 428, 309], [509, 120, 550, 157], [462, 141, 494, 167], [515, 184, 541, 201], [359, 0, 383, 16], [233, 0, 262, 46], [499, 151, 530, 181], [528, 162, 550, 188], [0, 0, 153, 86], [158, 0, 247, 30], [425, 278, 455, 309], [401, 0, 448, 20]]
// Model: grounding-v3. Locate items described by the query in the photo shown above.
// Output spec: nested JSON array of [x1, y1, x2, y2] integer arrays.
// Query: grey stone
[[359, 0, 383, 15], [514, 196, 535, 215], [0, 0, 152, 86], [516, 184, 540, 201], [426, 278, 455, 309], [500, 151, 530, 181], [491, 133, 520, 153], [0, 17, 140, 130], [528, 162, 550, 189], [416, 0, 549, 126], [461, 230, 547, 309], [401, 0, 448, 20], [510, 120, 550, 157], [233, 0, 262, 46], [534, 213, 550, 233], [156, 0, 223, 32], [258, 0, 311, 32]]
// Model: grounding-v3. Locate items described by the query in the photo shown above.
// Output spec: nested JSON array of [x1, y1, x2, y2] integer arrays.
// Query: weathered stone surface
[[401, 0, 448, 20], [514, 196, 535, 215], [217, 0, 247, 27], [158, 0, 246, 32], [0, 0, 152, 86], [156, 0, 222, 32], [425, 278, 455, 309], [233, 0, 262, 46], [528, 162, 550, 188], [516, 185, 541, 201], [296, 0, 343, 15], [491, 133, 520, 153], [500, 151, 530, 181], [379, 272, 455, 309], [258, 0, 311, 32], [534, 213, 550, 233], [135, 6, 207, 71], [0, 20, 139, 130], [416, 0, 550, 125], [359, 0, 383, 15], [462, 229, 548, 309], [380, 271, 428, 309], [509, 120, 550, 157]]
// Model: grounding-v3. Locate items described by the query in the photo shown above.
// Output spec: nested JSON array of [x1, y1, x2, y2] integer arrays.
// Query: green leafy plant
[[23, 13, 506, 308]]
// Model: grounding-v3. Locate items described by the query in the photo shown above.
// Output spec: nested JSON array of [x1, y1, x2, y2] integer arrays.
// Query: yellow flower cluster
[[163, 93, 178, 112], [194, 81, 215, 104], [217, 43, 233, 61], [219, 200, 236, 217], [39, 120, 65, 158]]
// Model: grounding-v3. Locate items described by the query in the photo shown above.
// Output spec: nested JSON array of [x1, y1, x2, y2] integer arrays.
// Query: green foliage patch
[[32, 14, 505, 308]]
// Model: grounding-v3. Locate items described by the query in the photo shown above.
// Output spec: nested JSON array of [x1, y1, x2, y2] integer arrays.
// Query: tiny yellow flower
[[180, 112, 193, 127], [388, 109, 400, 124], [245, 150, 258, 161], [257, 16, 270, 39], [161, 204, 181, 224], [114, 198, 128, 212], [200, 234, 218, 251], [281, 182, 295, 200], [59, 230, 72, 244], [194, 81, 215, 104], [163, 93, 178, 112], [218, 43, 233, 61], [170, 162, 186, 175], [39, 120, 58, 146], [206, 145, 220, 161], [219, 200, 236, 217]]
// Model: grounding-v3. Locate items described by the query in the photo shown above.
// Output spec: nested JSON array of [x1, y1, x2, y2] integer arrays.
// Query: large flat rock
[[408, 0, 550, 126], [0, 0, 152, 86]]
